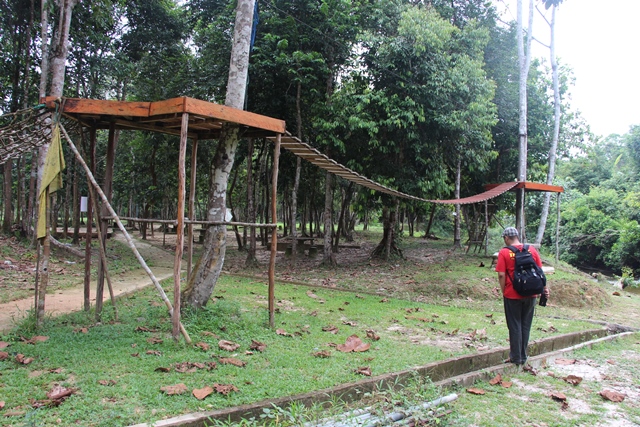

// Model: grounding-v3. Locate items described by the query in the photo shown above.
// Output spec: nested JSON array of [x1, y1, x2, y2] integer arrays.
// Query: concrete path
[[0, 232, 176, 333]]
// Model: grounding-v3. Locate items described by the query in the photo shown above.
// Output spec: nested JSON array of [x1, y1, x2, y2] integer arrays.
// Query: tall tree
[[182, 0, 256, 308]]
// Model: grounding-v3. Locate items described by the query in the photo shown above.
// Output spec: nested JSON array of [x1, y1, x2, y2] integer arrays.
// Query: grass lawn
[[0, 274, 600, 426]]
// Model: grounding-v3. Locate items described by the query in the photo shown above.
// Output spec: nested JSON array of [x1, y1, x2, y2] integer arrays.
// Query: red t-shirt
[[495, 244, 543, 299]]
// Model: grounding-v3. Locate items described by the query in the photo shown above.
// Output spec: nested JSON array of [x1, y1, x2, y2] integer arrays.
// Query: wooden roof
[[484, 182, 564, 193], [43, 96, 286, 139]]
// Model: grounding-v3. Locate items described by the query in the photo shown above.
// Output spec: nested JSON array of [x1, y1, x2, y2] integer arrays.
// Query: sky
[[493, 0, 640, 138]]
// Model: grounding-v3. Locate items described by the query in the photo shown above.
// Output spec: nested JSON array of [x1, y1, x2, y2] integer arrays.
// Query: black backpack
[[506, 244, 546, 296]]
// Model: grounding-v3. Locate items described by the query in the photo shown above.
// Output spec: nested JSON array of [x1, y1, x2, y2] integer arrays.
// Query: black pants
[[503, 296, 537, 365]]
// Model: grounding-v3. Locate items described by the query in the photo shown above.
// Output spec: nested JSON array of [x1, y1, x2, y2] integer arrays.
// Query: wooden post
[[484, 200, 489, 256], [36, 188, 50, 328], [59, 124, 191, 344], [555, 192, 561, 263], [268, 134, 281, 328], [96, 123, 116, 319], [83, 127, 96, 312], [173, 113, 188, 341], [187, 138, 198, 282]]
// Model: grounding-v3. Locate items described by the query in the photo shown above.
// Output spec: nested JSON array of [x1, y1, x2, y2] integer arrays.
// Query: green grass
[[0, 275, 599, 426]]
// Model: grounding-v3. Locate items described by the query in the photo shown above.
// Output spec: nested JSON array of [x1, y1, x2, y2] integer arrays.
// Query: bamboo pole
[[187, 138, 198, 282], [173, 113, 188, 341], [104, 216, 277, 228], [83, 127, 96, 311], [268, 134, 281, 328], [484, 200, 489, 256], [87, 181, 118, 321], [59, 124, 191, 344]]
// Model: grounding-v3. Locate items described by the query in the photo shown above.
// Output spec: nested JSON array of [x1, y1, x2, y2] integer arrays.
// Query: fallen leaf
[[147, 337, 163, 345], [501, 381, 512, 388], [342, 320, 358, 326], [309, 311, 318, 316], [275, 329, 292, 337], [146, 350, 161, 356], [131, 353, 140, 357], [0, 351, 8, 361], [485, 314, 493, 318], [249, 340, 266, 352], [0, 401, 4, 409], [612, 291, 621, 296], [0, 342, 10, 349], [561, 401, 569, 410], [366, 330, 380, 341], [15, 354, 34, 365], [155, 366, 171, 372], [355, 366, 372, 376], [219, 357, 246, 367], [218, 340, 240, 351], [193, 386, 214, 400], [523, 365, 538, 376], [98, 380, 117, 386], [489, 374, 502, 385], [336, 335, 371, 353], [306, 290, 318, 299], [74, 328, 88, 334], [466, 388, 486, 395], [28, 336, 49, 344], [201, 331, 219, 338], [564, 375, 583, 386], [213, 383, 238, 395], [161, 383, 188, 395], [4, 410, 25, 417], [599, 390, 625, 402], [47, 386, 76, 401], [555, 358, 576, 365], [322, 325, 339, 334], [195, 342, 210, 351], [312, 350, 331, 358], [606, 359, 616, 365], [447, 329, 459, 336], [550, 392, 567, 402], [380, 298, 388, 303]]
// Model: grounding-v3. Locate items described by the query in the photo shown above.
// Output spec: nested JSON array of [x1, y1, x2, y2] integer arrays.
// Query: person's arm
[[498, 271, 506, 294]]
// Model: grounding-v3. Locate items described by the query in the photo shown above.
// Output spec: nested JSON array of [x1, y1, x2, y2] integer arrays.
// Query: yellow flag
[[37, 124, 66, 239]]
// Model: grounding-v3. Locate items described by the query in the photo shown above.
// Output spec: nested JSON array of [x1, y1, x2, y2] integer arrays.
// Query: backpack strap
[[506, 245, 519, 253]]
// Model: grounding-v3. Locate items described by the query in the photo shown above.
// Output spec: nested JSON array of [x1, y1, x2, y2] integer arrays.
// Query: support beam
[[268, 134, 281, 328], [187, 138, 198, 282], [173, 113, 188, 341]]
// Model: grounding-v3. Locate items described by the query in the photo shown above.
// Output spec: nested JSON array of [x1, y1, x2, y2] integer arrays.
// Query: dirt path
[[0, 232, 176, 333]]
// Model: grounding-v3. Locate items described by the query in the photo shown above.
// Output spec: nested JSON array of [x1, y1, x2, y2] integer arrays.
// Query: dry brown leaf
[[218, 340, 240, 351], [564, 375, 583, 386], [555, 358, 576, 365], [380, 298, 388, 303], [201, 331, 219, 338], [74, 327, 89, 334], [161, 383, 188, 395], [98, 379, 117, 386], [550, 392, 567, 401], [275, 329, 292, 337], [599, 390, 625, 402], [322, 325, 339, 334], [312, 350, 331, 358], [466, 388, 486, 395], [213, 383, 238, 395], [501, 381, 512, 388], [523, 365, 538, 376], [193, 386, 214, 400], [0, 401, 4, 409], [195, 342, 210, 351], [306, 290, 318, 299], [355, 366, 372, 376], [155, 366, 171, 372], [366, 330, 380, 341], [0, 351, 8, 361], [28, 336, 49, 344], [47, 386, 76, 400], [612, 291, 621, 296], [15, 354, 34, 365], [249, 340, 266, 352], [49, 368, 63, 374], [219, 357, 246, 367], [134, 326, 155, 332], [342, 320, 358, 326], [0, 341, 10, 349], [131, 353, 139, 357], [146, 350, 162, 356], [489, 374, 502, 385], [147, 337, 163, 345], [336, 335, 370, 353]]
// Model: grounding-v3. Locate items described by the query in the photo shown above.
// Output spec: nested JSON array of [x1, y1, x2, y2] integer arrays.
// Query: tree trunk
[[453, 156, 461, 248], [183, 0, 255, 309], [291, 81, 304, 259], [535, 4, 560, 244], [3, 163, 13, 234], [516, 0, 534, 235], [371, 202, 403, 260], [49, 0, 78, 98], [321, 171, 336, 266], [245, 138, 258, 266]]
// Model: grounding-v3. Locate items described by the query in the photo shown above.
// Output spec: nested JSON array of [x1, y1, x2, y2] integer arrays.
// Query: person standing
[[495, 227, 550, 366]]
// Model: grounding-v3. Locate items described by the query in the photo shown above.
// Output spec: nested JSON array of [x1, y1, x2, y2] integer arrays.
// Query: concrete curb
[[129, 328, 617, 427]]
